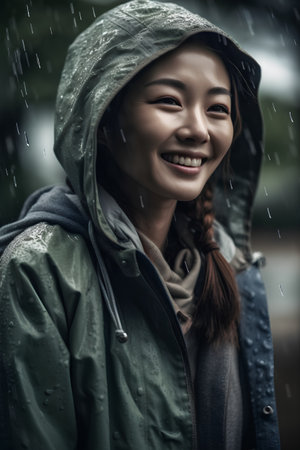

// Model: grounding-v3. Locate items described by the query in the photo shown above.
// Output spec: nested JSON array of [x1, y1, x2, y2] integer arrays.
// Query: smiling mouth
[[161, 153, 207, 167]]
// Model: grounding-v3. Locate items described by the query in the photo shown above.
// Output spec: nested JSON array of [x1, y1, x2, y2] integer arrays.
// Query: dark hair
[[98, 34, 245, 344], [178, 184, 240, 344]]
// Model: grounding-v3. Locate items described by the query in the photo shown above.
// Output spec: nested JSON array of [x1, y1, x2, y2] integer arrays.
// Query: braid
[[195, 185, 214, 244], [180, 184, 240, 344]]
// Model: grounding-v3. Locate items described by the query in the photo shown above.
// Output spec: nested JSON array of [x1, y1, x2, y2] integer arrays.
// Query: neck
[[112, 184, 176, 252], [101, 161, 177, 252], [128, 195, 177, 252]]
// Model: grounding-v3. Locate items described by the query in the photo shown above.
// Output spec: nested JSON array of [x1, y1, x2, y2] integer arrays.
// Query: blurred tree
[[0, 0, 121, 224]]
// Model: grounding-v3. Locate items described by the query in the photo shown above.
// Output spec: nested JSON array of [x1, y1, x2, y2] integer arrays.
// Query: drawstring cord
[[88, 221, 128, 343]]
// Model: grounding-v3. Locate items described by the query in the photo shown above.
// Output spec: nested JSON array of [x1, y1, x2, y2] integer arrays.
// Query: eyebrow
[[144, 78, 232, 97], [144, 78, 185, 90]]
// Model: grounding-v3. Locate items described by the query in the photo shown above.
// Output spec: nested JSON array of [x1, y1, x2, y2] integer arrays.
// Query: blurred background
[[0, 0, 299, 447]]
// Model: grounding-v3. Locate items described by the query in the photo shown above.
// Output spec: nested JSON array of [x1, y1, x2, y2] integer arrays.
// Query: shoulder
[[1, 222, 89, 268], [0, 222, 96, 301], [0, 222, 100, 339]]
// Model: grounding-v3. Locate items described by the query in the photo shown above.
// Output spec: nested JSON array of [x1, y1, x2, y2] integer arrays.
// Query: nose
[[176, 108, 210, 145]]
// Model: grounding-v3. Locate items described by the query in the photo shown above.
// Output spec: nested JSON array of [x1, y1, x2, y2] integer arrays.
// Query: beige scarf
[[137, 230, 201, 335]]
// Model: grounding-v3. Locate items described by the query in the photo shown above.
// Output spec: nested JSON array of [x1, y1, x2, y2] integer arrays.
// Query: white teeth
[[164, 154, 202, 167]]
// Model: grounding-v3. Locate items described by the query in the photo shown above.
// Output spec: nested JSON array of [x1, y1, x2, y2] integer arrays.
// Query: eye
[[209, 104, 230, 114], [151, 97, 181, 106]]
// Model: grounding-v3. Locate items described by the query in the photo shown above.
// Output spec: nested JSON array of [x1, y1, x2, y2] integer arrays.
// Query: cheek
[[122, 106, 172, 148], [123, 114, 164, 153], [215, 122, 234, 157]]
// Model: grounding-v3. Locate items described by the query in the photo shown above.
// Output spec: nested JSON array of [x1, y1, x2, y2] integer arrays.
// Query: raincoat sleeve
[[0, 224, 100, 450]]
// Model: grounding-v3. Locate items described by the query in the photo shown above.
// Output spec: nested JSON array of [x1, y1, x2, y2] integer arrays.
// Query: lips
[[161, 153, 206, 167]]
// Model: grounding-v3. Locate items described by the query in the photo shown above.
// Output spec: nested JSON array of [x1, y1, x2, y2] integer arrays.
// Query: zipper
[[136, 251, 198, 450]]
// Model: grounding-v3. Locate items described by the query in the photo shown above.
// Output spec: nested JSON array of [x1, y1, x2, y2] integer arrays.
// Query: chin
[[173, 189, 205, 202], [176, 186, 204, 202]]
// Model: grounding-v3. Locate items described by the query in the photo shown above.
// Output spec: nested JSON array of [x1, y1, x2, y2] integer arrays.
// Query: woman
[[0, 1, 280, 449]]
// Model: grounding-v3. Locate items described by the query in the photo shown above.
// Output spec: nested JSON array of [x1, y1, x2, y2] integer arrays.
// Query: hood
[[0, 185, 89, 255], [54, 0, 263, 262]]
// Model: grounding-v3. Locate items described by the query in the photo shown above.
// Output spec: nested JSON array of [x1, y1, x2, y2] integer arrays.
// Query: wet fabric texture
[[0, 1, 280, 449]]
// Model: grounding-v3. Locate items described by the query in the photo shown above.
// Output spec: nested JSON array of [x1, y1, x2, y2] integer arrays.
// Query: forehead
[[133, 42, 231, 89]]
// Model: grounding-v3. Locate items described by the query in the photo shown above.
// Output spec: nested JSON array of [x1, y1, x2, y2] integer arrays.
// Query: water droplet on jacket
[[137, 387, 144, 396], [262, 339, 272, 350], [256, 359, 266, 367], [8, 321, 14, 328], [243, 288, 255, 301], [92, 6, 96, 18], [266, 207, 272, 219], [245, 337, 253, 347], [258, 319, 268, 332], [44, 388, 54, 396]]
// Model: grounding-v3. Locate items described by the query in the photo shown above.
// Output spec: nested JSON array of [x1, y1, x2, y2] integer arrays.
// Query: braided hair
[[180, 184, 240, 344]]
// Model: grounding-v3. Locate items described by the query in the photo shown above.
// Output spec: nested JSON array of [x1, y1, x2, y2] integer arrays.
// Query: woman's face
[[107, 42, 234, 204]]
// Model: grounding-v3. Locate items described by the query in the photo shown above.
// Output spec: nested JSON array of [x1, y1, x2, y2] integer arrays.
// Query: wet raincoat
[[0, 1, 280, 449]]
